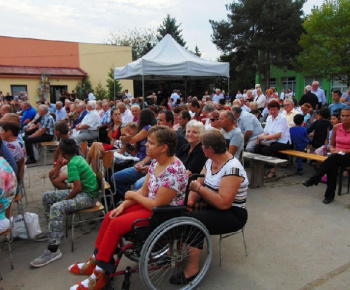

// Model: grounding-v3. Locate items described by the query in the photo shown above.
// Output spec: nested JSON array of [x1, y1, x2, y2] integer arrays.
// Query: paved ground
[[1, 158, 350, 290]]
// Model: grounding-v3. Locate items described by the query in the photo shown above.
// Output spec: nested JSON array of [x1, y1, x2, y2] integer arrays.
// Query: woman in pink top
[[303, 107, 350, 204]]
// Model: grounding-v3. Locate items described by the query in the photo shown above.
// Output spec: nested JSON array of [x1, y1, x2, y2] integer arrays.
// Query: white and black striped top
[[203, 157, 248, 208]]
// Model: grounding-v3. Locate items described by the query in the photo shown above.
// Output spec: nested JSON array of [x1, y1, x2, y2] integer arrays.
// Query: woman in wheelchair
[[68, 125, 188, 290], [174, 129, 248, 285]]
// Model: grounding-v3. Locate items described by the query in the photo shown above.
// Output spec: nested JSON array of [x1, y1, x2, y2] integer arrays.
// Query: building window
[[269, 78, 276, 88], [282, 77, 296, 91], [11, 85, 27, 98], [331, 78, 348, 94], [304, 77, 323, 88]]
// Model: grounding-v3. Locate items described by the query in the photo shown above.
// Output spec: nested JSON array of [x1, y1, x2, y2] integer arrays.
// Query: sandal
[[68, 256, 96, 275], [264, 170, 276, 179]]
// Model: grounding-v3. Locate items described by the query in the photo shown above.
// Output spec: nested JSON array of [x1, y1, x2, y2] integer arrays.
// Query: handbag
[[11, 212, 42, 239]]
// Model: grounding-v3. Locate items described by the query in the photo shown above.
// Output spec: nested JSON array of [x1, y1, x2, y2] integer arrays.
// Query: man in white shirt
[[170, 89, 180, 104], [281, 99, 298, 128], [124, 89, 132, 99], [311, 81, 326, 109], [117, 102, 133, 123], [212, 88, 224, 103], [72, 101, 100, 144], [55, 101, 67, 122], [86, 90, 96, 101]]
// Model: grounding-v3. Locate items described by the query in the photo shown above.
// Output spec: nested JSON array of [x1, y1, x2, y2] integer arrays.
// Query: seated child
[[290, 114, 310, 175], [30, 138, 99, 268]]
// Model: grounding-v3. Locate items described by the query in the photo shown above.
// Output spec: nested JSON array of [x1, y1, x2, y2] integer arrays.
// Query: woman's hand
[[109, 203, 125, 219], [190, 180, 201, 193]]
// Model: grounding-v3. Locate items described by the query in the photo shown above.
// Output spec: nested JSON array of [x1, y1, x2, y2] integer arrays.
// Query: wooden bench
[[243, 152, 288, 188], [279, 150, 327, 162], [279, 149, 349, 196]]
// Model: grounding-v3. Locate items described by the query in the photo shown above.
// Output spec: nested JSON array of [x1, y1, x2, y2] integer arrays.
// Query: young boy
[[30, 138, 99, 267], [290, 114, 310, 175]]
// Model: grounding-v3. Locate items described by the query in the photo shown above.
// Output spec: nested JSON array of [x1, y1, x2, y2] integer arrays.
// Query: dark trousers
[[309, 153, 350, 200], [255, 141, 291, 169], [24, 134, 53, 159], [189, 206, 248, 249]]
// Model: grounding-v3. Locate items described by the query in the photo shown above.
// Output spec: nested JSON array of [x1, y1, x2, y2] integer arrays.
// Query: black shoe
[[169, 271, 198, 285], [297, 170, 303, 176], [323, 198, 334, 204], [26, 158, 36, 164], [302, 179, 318, 187]]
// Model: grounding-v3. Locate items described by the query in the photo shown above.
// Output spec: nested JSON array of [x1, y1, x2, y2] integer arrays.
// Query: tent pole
[[227, 77, 230, 98], [185, 78, 187, 98], [113, 77, 116, 105], [142, 75, 145, 109]]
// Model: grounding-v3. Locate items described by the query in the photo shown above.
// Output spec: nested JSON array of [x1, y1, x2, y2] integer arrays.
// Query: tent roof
[[114, 34, 229, 81]]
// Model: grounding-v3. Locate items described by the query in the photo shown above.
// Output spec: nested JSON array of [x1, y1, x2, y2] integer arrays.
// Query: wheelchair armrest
[[153, 206, 187, 214], [131, 217, 152, 230]]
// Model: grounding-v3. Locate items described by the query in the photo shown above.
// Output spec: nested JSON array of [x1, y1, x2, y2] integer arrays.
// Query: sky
[[0, 0, 324, 61]]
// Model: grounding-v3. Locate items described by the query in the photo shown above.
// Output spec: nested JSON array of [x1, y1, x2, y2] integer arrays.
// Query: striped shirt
[[204, 157, 248, 208], [67, 155, 99, 198]]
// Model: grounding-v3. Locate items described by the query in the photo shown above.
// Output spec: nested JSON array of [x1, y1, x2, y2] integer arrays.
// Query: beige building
[[0, 36, 133, 104]]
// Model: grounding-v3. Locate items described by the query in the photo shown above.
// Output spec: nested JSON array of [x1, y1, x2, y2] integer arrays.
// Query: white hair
[[88, 101, 97, 110], [186, 120, 205, 134]]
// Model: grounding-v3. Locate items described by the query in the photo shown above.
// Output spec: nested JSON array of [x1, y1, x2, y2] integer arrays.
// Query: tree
[[106, 67, 123, 100], [108, 27, 158, 61], [75, 76, 93, 100], [297, 0, 350, 86], [210, 0, 305, 90], [94, 82, 107, 100], [157, 14, 186, 46]]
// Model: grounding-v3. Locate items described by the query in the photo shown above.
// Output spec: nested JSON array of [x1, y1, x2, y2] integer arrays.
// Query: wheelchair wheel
[[139, 216, 212, 290]]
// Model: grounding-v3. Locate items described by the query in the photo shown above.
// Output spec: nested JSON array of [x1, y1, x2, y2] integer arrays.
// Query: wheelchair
[[105, 174, 212, 290]]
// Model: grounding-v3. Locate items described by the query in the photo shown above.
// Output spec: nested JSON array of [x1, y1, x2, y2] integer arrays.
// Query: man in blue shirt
[[21, 102, 37, 128]]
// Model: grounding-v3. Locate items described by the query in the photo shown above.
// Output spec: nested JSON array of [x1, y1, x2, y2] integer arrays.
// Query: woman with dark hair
[[303, 107, 350, 204], [254, 100, 291, 178], [68, 125, 188, 289], [172, 129, 248, 285]]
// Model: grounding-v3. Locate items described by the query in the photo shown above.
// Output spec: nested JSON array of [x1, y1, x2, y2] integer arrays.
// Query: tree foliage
[[210, 0, 305, 90], [94, 82, 107, 100], [108, 27, 158, 61], [157, 14, 186, 47], [75, 76, 93, 100], [106, 67, 123, 100], [297, 0, 350, 85]]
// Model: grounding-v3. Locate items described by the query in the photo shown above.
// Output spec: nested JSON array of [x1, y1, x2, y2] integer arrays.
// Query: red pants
[[95, 204, 152, 263]]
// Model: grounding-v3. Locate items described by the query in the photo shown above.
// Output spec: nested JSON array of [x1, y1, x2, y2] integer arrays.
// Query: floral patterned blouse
[[147, 158, 188, 206], [0, 157, 18, 220]]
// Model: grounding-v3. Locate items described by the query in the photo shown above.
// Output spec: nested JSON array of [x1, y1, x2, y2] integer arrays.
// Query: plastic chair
[[65, 171, 107, 252], [0, 198, 15, 279], [80, 141, 88, 159], [17, 157, 28, 205], [14, 157, 31, 239], [102, 151, 118, 210], [219, 227, 248, 267]]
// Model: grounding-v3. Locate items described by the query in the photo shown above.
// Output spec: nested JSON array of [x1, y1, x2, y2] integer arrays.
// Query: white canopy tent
[[114, 34, 229, 97]]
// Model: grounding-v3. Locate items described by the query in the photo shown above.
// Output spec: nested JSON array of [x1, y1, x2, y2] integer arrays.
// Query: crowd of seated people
[[1, 83, 350, 288]]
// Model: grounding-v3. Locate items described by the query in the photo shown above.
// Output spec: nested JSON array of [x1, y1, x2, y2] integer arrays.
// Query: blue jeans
[[134, 176, 146, 190], [112, 167, 145, 197], [295, 146, 306, 171]]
